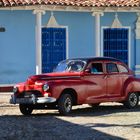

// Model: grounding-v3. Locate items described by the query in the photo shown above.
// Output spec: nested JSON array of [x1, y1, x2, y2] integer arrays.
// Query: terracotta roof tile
[[0, 0, 140, 7]]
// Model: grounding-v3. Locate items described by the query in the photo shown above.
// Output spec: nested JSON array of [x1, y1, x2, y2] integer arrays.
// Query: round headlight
[[43, 84, 49, 92], [13, 86, 18, 93]]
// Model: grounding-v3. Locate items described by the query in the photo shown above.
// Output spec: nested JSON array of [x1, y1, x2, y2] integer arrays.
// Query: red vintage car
[[10, 57, 140, 115]]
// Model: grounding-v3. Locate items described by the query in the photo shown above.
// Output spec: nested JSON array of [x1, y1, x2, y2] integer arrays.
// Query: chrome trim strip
[[41, 76, 80, 80], [10, 95, 56, 104]]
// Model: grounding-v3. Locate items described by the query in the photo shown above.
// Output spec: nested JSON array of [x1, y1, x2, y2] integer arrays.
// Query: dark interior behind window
[[106, 63, 118, 73], [91, 63, 103, 74]]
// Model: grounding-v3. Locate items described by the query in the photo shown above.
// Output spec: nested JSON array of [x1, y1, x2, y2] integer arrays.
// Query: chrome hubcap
[[129, 93, 137, 107], [64, 97, 72, 112], [26, 107, 30, 111]]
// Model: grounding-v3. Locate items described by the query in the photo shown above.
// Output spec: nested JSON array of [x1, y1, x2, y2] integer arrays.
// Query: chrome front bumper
[[10, 94, 56, 104]]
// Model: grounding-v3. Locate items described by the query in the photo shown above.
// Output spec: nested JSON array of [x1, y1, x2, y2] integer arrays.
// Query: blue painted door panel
[[42, 28, 66, 73], [103, 28, 128, 65]]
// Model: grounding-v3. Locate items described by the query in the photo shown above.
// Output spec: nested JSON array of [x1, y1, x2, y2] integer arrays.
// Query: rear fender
[[123, 78, 140, 98]]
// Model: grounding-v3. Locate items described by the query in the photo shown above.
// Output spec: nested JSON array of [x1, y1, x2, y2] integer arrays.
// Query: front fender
[[15, 82, 26, 93], [50, 79, 87, 104]]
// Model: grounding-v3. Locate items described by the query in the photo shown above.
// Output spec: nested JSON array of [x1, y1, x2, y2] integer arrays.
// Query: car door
[[117, 63, 131, 96], [105, 62, 123, 99], [83, 62, 107, 103]]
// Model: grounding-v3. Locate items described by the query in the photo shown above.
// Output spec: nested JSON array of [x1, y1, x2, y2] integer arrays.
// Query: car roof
[[68, 57, 122, 63]]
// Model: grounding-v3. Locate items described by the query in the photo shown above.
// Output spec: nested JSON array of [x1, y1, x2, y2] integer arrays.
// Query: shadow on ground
[[0, 114, 125, 140], [30, 104, 140, 117], [0, 104, 140, 140], [69, 104, 140, 117]]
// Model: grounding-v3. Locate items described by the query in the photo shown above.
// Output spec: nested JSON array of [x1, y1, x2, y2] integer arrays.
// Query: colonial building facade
[[0, 0, 140, 84]]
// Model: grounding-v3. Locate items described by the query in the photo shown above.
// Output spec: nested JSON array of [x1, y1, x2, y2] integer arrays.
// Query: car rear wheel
[[19, 104, 33, 115], [58, 94, 73, 115], [123, 92, 139, 109]]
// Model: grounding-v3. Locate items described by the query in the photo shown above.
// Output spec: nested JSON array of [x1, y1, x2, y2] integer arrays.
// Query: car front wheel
[[19, 104, 33, 115], [124, 92, 139, 109], [58, 94, 73, 115]]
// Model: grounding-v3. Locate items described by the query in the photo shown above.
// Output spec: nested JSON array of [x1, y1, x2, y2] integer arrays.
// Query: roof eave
[[0, 5, 140, 12]]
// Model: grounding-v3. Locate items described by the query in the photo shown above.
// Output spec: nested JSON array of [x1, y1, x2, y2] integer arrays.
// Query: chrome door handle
[[104, 75, 108, 79]]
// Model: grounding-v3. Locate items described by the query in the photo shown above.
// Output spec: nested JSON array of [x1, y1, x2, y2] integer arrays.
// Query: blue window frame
[[42, 28, 66, 73], [103, 28, 128, 65]]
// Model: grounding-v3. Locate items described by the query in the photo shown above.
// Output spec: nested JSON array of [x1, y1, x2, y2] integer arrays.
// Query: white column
[[135, 12, 140, 76], [33, 10, 45, 75], [92, 12, 103, 57]]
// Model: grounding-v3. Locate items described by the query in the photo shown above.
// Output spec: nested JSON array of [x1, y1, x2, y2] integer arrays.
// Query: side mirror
[[85, 68, 91, 74]]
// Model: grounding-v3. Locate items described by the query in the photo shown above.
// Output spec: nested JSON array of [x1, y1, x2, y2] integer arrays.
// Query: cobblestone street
[[0, 93, 140, 140]]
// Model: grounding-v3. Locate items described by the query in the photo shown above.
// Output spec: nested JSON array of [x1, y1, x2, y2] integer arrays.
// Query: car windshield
[[54, 60, 86, 72]]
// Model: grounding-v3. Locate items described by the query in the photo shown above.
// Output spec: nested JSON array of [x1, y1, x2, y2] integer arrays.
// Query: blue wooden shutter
[[42, 28, 66, 73], [103, 28, 128, 65]]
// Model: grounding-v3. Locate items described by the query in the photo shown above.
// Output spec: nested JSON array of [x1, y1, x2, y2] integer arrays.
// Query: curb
[[0, 85, 13, 92]]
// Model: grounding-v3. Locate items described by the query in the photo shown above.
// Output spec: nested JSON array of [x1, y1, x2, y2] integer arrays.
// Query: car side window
[[106, 63, 118, 73], [91, 63, 103, 74], [117, 64, 128, 73]]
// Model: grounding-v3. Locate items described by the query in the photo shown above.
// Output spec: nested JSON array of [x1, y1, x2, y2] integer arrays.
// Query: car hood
[[26, 72, 81, 84]]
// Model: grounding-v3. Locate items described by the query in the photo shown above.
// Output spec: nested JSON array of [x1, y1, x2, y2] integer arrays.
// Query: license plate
[[16, 98, 33, 104]]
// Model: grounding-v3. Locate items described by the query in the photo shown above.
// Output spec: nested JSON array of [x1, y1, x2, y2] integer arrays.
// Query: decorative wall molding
[[135, 65, 140, 69], [2, 5, 140, 12], [135, 65, 140, 75], [45, 12, 59, 27], [111, 13, 122, 28], [92, 11, 104, 17], [135, 12, 140, 39], [135, 71, 140, 75], [33, 9, 46, 15]]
